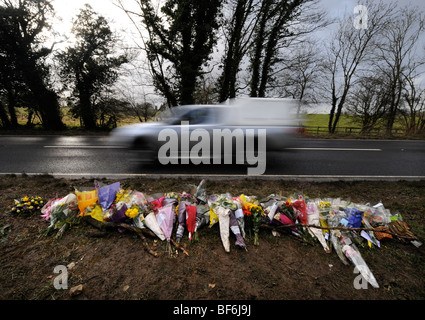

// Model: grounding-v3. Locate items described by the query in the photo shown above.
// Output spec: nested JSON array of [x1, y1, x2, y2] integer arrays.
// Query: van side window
[[177, 108, 211, 124]]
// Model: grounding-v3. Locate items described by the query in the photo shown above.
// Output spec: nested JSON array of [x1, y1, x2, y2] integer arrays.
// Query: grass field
[[14, 107, 384, 128], [7, 107, 423, 139]]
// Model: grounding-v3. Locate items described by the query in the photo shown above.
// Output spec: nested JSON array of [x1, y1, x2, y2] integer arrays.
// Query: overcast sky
[[52, 0, 425, 22], [49, 0, 425, 109], [51, 0, 425, 43]]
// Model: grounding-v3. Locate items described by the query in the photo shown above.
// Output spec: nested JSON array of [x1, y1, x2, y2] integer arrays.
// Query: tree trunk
[[179, 64, 197, 105], [328, 86, 338, 133], [79, 91, 97, 130], [6, 89, 18, 128], [23, 68, 65, 131], [0, 100, 11, 128], [218, 0, 249, 102], [249, 1, 270, 98]]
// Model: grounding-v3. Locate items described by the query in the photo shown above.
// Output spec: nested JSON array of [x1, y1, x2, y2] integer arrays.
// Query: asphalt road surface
[[1, 135, 424, 181]]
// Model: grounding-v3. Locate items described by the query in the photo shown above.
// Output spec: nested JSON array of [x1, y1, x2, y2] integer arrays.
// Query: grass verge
[[0, 175, 424, 300]]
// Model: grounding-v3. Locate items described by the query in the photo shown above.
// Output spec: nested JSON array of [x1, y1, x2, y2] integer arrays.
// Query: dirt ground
[[0, 175, 424, 302]]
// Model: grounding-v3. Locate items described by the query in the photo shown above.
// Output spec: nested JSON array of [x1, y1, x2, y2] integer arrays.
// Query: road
[[0, 135, 424, 181]]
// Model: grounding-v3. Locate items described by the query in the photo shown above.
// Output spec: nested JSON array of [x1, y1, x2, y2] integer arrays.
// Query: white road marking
[[43, 146, 383, 152], [43, 145, 126, 149], [287, 148, 382, 151]]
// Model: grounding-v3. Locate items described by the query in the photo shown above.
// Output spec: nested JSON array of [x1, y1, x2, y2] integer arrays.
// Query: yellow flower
[[125, 208, 139, 219], [22, 196, 29, 202], [319, 201, 331, 208]]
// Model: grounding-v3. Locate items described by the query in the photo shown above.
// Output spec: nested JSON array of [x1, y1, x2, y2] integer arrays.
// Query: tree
[[95, 95, 129, 129], [323, 0, 394, 134], [217, 0, 257, 102], [272, 39, 323, 105], [130, 0, 223, 106], [0, 0, 64, 130], [346, 71, 391, 134], [375, 6, 425, 135], [248, 0, 327, 98], [400, 68, 425, 134], [56, 4, 128, 129]]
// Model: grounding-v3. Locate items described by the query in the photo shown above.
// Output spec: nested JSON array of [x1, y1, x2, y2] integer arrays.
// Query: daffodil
[[125, 207, 139, 219]]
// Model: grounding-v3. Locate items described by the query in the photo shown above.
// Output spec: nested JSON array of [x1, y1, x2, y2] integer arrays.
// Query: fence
[[303, 126, 406, 136]]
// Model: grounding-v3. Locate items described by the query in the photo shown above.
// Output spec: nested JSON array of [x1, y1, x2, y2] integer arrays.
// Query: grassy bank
[[0, 175, 424, 300]]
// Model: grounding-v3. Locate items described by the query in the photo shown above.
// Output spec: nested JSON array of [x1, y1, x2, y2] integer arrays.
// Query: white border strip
[[1, 172, 424, 181]]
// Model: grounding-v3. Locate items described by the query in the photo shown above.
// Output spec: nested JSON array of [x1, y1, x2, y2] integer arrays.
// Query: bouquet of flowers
[[156, 204, 176, 253], [97, 182, 121, 211], [317, 199, 332, 242], [110, 202, 130, 224], [194, 203, 210, 240], [214, 205, 231, 252], [340, 232, 379, 288], [41, 194, 80, 239], [185, 203, 197, 240], [11, 196, 44, 215], [229, 210, 247, 250], [239, 194, 264, 245], [277, 201, 296, 229], [175, 192, 197, 242], [84, 204, 105, 222], [149, 195, 165, 212], [144, 211, 166, 241], [306, 200, 330, 253], [232, 197, 246, 238], [260, 195, 280, 226], [209, 194, 239, 251], [75, 189, 98, 215], [291, 195, 308, 225], [208, 195, 219, 227], [250, 204, 264, 246]]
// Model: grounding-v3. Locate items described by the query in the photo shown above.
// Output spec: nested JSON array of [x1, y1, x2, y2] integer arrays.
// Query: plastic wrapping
[[331, 232, 349, 265], [229, 211, 247, 250], [97, 182, 120, 210], [176, 200, 189, 242], [75, 189, 98, 214], [185, 204, 197, 240], [111, 202, 129, 223], [234, 208, 246, 239], [85, 205, 105, 222], [292, 196, 308, 225], [215, 206, 231, 252], [40, 193, 79, 238], [345, 207, 364, 228], [306, 201, 330, 253], [342, 242, 379, 288], [144, 212, 166, 241], [194, 204, 210, 236], [156, 205, 175, 242], [149, 196, 164, 211]]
